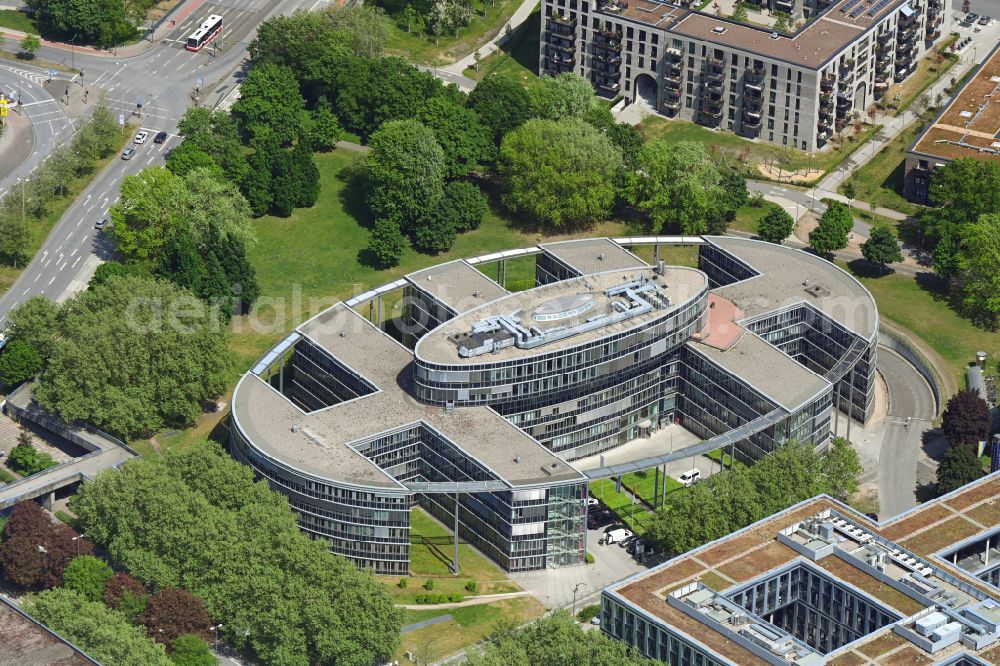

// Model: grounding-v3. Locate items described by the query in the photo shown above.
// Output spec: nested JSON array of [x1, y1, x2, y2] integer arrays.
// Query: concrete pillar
[[451, 492, 461, 574], [376, 294, 383, 328], [41, 492, 54, 511], [846, 368, 855, 442]]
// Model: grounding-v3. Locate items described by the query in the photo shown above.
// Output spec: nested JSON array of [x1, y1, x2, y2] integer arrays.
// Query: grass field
[[837, 111, 936, 216], [380, 0, 526, 66], [844, 264, 1000, 387], [394, 596, 544, 664], [728, 203, 777, 234], [883, 43, 959, 117], [463, 3, 541, 92], [0, 9, 36, 34]]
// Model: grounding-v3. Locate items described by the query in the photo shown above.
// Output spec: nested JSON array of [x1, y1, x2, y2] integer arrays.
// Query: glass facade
[[602, 595, 729, 666]]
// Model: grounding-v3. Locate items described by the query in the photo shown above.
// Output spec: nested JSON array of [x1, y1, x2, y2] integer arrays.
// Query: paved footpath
[[440, 0, 539, 76]]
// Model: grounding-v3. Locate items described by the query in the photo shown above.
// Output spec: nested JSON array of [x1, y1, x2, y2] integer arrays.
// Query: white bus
[[186, 15, 223, 52]]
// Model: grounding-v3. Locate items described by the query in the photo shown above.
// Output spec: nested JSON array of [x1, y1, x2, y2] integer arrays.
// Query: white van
[[678, 469, 701, 486], [604, 528, 632, 545]]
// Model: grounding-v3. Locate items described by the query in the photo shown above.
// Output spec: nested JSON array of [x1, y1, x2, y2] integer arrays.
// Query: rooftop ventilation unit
[[712, 25, 727, 34]]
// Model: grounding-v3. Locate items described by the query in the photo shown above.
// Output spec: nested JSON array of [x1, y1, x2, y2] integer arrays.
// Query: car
[[602, 528, 632, 545], [678, 469, 701, 486], [979, 16, 991, 26], [121, 148, 136, 160], [964, 13, 978, 25], [153, 131, 168, 144], [626, 537, 645, 554], [586, 497, 600, 507], [619, 534, 639, 549], [590, 616, 601, 626], [133, 131, 148, 144], [95, 218, 109, 230]]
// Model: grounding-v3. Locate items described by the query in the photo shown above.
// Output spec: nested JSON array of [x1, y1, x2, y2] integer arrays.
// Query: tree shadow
[[847, 258, 896, 279], [337, 162, 374, 231], [914, 481, 937, 503], [412, 535, 458, 571], [921, 427, 946, 461]]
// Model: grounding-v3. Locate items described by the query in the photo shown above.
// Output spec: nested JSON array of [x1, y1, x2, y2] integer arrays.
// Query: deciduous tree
[[936, 444, 983, 496], [629, 140, 724, 234], [232, 63, 307, 147], [366, 120, 445, 228], [861, 223, 902, 273], [531, 73, 599, 120], [954, 213, 1000, 328], [418, 97, 494, 178], [821, 437, 863, 500], [169, 634, 214, 665], [366, 219, 407, 268], [758, 206, 794, 244], [468, 75, 533, 144], [141, 587, 213, 645], [500, 118, 622, 228], [809, 202, 852, 257], [62, 555, 114, 602], [942, 389, 991, 449], [0, 340, 42, 387]]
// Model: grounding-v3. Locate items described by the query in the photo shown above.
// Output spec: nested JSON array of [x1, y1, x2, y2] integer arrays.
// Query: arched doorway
[[853, 81, 868, 117], [635, 73, 658, 108]]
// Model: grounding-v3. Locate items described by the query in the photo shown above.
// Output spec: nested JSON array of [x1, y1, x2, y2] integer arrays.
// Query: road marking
[[70, 248, 78, 257], [72, 256, 81, 268], [48, 276, 55, 285], [22, 288, 29, 295]]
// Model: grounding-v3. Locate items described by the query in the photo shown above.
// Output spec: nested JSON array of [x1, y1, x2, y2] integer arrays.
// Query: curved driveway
[[875, 346, 938, 519]]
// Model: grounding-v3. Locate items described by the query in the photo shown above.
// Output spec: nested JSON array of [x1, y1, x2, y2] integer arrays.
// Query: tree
[[773, 11, 791, 32], [169, 634, 214, 666], [0, 500, 91, 590], [628, 140, 725, 234], [321, 3, 391, 60], [26, 0, 136, 47], [241, 147, 274, 217], [232, 63, 307, 146], [821, 437, 862, 500], [4, 296, 60, 363], [6, 440, 57, 476], [170, 108, 248, 184], [141, 587, 213, 645], [606, 122, 644, 167], [442, 180, 488, 232], [464, 611, 657, 666], [62, 555, 114, 602], [842, 181, 856, 210], [19, 34, 40, 59], [468, 75, 533, 144], [500, 118, 622, 228], [758, 206, 795, 244], [163, 143, 223, 180], [0, 340, 42, 387], [936, 444, 983, 495], [0, 209, 30, 267], [531, 73, 599, 120], [292, 141, 321, 208], [217, 233, 261, 314], [25, 588, 172, 666], [861, 223, 902, 273], [954, 214, 1000, 327], [89, 261, 151, 289], [426, 0, 471, 37], [70, 441, 402, 666], [413, 206, 457, 255], [942, 389, 991, 450], [104, 572, 149, 621], [400, 5, 420, 33], [731, 2, 748, 21], [308, 99, 343, 151], [366, 120, 445, 228], [418, 97, 494, 178], [366, 219, 407, 268], [719, 170, 749, 213], [33, 276, 232, 440], [809, 202, 852, 257]]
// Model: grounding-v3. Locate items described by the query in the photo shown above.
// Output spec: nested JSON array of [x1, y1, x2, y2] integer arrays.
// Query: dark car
[[619, 534, 639, 549], [964, 13, 978, 25], [154, 131, 168, 144]]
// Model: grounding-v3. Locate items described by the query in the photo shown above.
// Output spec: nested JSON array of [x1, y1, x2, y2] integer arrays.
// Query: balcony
[[821, 76, 835, 91], [594, 49, 622, 64], [837, 94, 853, 111], [593, 38, 622, 53], [551, 12, 577, 26], [665, 46, 683, 59], [926, 27, 941, 40], [664, 86, 681, 100], [897, 29, 916, 46], [745, 71, 764, 88], [597, 80, 620, 92], [744, 86, 762, 100], [707, 55, 725, 69], [838, 71, 855, 88], [705, 73, 724, 89], [705, 93, 723, 108], [666, 59, 683, 74], [663, 97, 681, 110], [700, 107, 722, 120], [663, 72, 682, 87]]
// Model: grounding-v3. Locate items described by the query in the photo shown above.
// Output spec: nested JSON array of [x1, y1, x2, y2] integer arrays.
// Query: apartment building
[[540, 0, 947, 150], [904, 41, 1000, 203]]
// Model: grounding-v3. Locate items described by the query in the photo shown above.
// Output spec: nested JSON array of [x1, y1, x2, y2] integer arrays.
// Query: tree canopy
[[33, 276, 232, 439], [954, 213, 1000, 328], [232, 63, 307, 147], [71, 441, 402, 666], [366, 119, 446, 229], [936, 444, 984, 496], [861, 223, 903, 273], [942, 389, 991, 449], [62, 555, 115, 602], [27, 0, 137, 47], [0, 340, 42, 387], [809, 201, 852, 257], [531, 73, 600, 120], [417, 97, 494, 178], [628, 140, 726, 234], [465, 611, 657, 666], [757, 206, 794, 244], [0, 500, 91, 590], [499, 118, 623, 227], [26, 588, 173, 666], [467, 75, 533, 144]]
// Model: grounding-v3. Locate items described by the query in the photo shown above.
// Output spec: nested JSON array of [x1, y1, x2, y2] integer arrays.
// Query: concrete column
[[41, 492, 54, 511], [451, 492, 461, 574], [376, 294, 383, 328], [846, 368, 855, 442]]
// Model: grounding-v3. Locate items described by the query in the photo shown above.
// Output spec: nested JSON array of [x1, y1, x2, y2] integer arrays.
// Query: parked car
[[963, 13, 978, 25], [95, 218, 109, 230], [678, 468, 701, 486], [153, 131, 168, 144], [602, 528, 632, 545], [619, 534, 639, 549], [587, 497, 600, 507], [978, 15, 991, 26], [590, 616, 601, 626], [133, 130, 148, 144], [121, 148, 136, 160]]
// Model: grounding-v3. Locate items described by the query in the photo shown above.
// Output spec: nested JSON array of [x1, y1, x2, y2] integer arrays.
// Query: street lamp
[[210, 623, 223, 651], [422, 637, 437, 665], [572, 582, 587, 617], [72, 536, 80, 556]]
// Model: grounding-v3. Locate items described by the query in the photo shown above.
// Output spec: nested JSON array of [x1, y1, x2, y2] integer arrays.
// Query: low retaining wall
[[879, 327, 943, 416]]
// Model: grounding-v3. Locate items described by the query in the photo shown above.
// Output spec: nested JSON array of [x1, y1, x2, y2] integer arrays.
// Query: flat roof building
[[904, 41, 1000, 203], [542, 0, 947, 151], [231, 237, 879, 574], [601, 473, 1000, 665]]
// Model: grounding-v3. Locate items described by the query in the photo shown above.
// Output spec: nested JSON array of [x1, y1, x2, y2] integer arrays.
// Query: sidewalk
[[439, 0, 538, 76], [0, 0, 200, 60]]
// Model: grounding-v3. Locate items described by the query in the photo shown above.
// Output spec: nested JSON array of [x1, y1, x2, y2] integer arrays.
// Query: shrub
[[169, 634, 214, 666], [585, 552, 595, 564], [62, 555, 114, 602], [7, 441, 57, 476], [447, 593, 463, 603], [398, 577, 408, 589], [424, 579, 435, 591], [464, 580, 477, 593], [576, 604, 600, 623]]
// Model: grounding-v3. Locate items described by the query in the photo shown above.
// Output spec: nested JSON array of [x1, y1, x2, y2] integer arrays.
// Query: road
[[0, 0, 320, 328], [875, 347, 938, 518]]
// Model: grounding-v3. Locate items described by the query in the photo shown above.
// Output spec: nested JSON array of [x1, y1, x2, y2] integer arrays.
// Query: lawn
[[843, 264, 1000, 388], [630, 244, 701, 268], [474, 253, 537, 292], [0, 9, 36, 34], [728, 203, 776, 235], [463, 3, 541, 93], [837, 110, 937, 216], [882, 40, 959, 117], [379, 0, 527, 66], [394, 596, 544, 664], [638, 115, 880, 183]]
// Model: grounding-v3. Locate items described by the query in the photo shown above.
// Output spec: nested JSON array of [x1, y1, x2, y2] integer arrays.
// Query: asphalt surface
[[875, 347, 938, 518], [0, 0, 320, 328]]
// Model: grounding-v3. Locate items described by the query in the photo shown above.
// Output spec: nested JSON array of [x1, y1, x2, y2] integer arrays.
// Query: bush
[[398, 577, 408, 589], [585, 552, 595, 564], [424, 579, 435, 591], [6, 441, 57, 476], [169, 634, 214, 666], [464, 580, 477, 593], [576, 604, 600, 623]]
